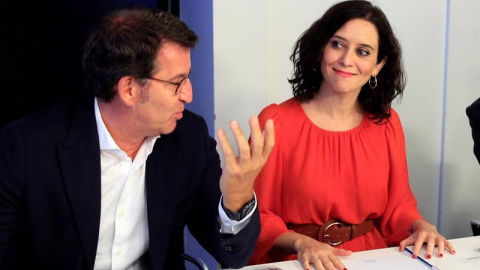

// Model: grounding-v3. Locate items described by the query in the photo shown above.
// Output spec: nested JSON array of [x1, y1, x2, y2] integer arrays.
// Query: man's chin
[[159, 122, 178, 135]]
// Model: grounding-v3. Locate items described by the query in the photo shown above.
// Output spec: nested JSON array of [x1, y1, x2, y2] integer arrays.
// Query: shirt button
[[120, 210, 125, 217], [224, 245, 233, 252], [117, 249, 122, 255]]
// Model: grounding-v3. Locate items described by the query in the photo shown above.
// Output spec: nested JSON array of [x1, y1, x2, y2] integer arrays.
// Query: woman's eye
[[357, 49, 370, 57], [331, 40, 343, 49]]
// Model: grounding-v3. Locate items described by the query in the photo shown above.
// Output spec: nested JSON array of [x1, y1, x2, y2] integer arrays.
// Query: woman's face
[[319, 18, 385, 95]]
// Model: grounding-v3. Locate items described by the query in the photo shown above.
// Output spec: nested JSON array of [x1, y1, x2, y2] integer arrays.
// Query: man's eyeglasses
[[146, 70, 191, 95]]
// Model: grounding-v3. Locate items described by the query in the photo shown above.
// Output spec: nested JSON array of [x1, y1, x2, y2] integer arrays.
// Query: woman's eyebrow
[[332, 34, 375, 50]]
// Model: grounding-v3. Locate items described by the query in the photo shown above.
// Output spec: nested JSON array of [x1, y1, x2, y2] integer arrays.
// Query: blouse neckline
[[293, 99, 369, 134]]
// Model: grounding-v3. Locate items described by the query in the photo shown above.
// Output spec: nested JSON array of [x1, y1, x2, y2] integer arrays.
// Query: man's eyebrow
[[158, 68, 191, 81]]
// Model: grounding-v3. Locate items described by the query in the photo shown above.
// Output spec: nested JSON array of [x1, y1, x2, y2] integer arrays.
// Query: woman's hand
[[277, 232, 351, 270], [399, 220, 455, 259]]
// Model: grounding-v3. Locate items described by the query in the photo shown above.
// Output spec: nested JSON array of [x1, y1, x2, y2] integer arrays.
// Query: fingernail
[[344, 268, 348, 270], [439, 253, 443, 258], [452, 250, 456, 254], [426, 254, 431, 259], [412, 254, 417, 259]]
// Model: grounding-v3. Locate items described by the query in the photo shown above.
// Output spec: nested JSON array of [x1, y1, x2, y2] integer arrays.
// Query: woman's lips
[[334, 68, 354, 77]]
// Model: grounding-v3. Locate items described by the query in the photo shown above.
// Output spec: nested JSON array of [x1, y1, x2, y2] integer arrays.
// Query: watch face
[[240, 198, 256, 218]]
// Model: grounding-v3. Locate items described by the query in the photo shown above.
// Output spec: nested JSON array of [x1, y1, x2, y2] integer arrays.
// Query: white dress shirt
[[93, 99, 159, 270], [92, 98, 255, 270]]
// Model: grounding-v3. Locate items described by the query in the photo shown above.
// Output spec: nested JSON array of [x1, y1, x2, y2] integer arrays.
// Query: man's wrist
[[221, 197, 256, 221]]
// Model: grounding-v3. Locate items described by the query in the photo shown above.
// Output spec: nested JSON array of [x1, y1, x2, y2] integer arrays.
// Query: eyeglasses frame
[[146, 69, 191, 95]]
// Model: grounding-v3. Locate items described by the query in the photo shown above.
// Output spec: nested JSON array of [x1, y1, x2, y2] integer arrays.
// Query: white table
[[223, 236, 480, 270]]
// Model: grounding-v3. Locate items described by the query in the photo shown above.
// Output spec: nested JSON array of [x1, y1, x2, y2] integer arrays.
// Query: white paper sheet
[[342, 251, 435, 270]]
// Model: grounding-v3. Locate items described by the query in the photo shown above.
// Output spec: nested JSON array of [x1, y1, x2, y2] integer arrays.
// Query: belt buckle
[[323, 221, 343, 246]]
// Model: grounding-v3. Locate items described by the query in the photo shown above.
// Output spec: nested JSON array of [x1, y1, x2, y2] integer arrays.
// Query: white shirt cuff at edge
[[218, 192, 257, 235]]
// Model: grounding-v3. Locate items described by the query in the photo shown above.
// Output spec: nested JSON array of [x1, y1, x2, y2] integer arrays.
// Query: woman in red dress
[[250, 1, 454, 269]]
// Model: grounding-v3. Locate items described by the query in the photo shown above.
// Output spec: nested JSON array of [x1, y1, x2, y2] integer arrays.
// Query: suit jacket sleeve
[[179, 111, 260, 269], [467, 97, 480, 164], [0, 122, 23, 268]]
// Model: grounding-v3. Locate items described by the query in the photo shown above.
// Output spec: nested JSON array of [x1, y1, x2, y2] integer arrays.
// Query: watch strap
[[222, 197, 256, 221]]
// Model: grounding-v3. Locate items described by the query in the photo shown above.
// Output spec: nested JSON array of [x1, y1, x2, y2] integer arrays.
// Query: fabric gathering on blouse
[[249, 98, 424, 265]]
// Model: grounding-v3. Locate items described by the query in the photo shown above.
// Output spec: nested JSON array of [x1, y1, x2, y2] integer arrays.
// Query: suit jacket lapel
[[58, 98, 101, 269], [55, 98, 184, 269], [145, 133, 181, 269]]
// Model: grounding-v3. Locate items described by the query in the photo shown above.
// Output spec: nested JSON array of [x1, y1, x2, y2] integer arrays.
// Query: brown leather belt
[[287, 219, 373, 246]]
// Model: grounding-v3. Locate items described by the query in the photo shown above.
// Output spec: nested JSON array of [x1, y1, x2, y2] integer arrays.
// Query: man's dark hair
[[82, 5, 198, 102]]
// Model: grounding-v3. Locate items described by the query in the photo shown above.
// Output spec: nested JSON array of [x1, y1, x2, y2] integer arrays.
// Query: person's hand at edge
[[398, 219, 455, 259], [217, 116, 275, 211], [276, 232, 351, 270]]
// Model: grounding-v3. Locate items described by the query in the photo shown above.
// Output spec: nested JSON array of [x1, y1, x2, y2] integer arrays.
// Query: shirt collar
[[94, 98, 161, 152], [95, 98, 119, 151]]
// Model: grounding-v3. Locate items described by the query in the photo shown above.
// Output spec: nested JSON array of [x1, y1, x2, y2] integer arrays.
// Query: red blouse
[[250, 98, 424, 265]]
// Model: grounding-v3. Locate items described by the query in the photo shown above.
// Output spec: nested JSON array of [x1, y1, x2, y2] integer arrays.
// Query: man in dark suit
[[0, 6, 274, 270], [467, 97, 480, 164]]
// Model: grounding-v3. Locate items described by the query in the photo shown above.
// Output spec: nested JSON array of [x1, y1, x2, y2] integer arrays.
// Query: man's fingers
[[262, 119, 275, 160], [229, 120, 250, 165], [216, 128, 236, 166], [218, 117, 274, 184], [248, 116, 264, 161]]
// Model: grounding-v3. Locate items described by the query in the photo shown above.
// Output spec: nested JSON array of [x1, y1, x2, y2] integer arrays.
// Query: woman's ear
[[373, 57, 387, 76]]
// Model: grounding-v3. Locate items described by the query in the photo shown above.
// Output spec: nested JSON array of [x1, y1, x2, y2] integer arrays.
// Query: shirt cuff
[[218, 192, 257, 235]]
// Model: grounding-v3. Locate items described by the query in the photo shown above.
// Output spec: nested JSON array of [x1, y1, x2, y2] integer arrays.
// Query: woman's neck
[[302, 91, 364, 131]]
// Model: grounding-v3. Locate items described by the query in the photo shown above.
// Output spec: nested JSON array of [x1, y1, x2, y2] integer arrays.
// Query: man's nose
[[178, 79, 193, 104]]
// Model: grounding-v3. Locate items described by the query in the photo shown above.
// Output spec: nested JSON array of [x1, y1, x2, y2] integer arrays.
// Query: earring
[[369, 75, 377, 89]]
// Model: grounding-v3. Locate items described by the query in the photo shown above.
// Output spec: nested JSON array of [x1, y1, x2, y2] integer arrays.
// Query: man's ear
[[116, 76, 137, 106]]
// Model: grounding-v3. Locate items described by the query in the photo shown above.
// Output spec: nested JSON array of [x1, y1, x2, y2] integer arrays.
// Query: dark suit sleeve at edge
[[218, 208, 260, 268], [0, 122, 24, 268], [184, 113, 260, 269], [466, 97, 480, 164]]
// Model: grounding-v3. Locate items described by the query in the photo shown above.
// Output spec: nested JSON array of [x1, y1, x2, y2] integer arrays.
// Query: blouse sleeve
[[379, 109, 425, 245], [249, 104, 290, 264]]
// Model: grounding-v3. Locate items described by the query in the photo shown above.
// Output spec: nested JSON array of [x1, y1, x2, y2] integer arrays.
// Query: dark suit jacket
[[467, 97, 480, 164], [0, 96, 260, 270]]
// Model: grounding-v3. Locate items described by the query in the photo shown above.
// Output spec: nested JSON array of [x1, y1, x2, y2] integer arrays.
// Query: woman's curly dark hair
[[288, 0, 405, 123]]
